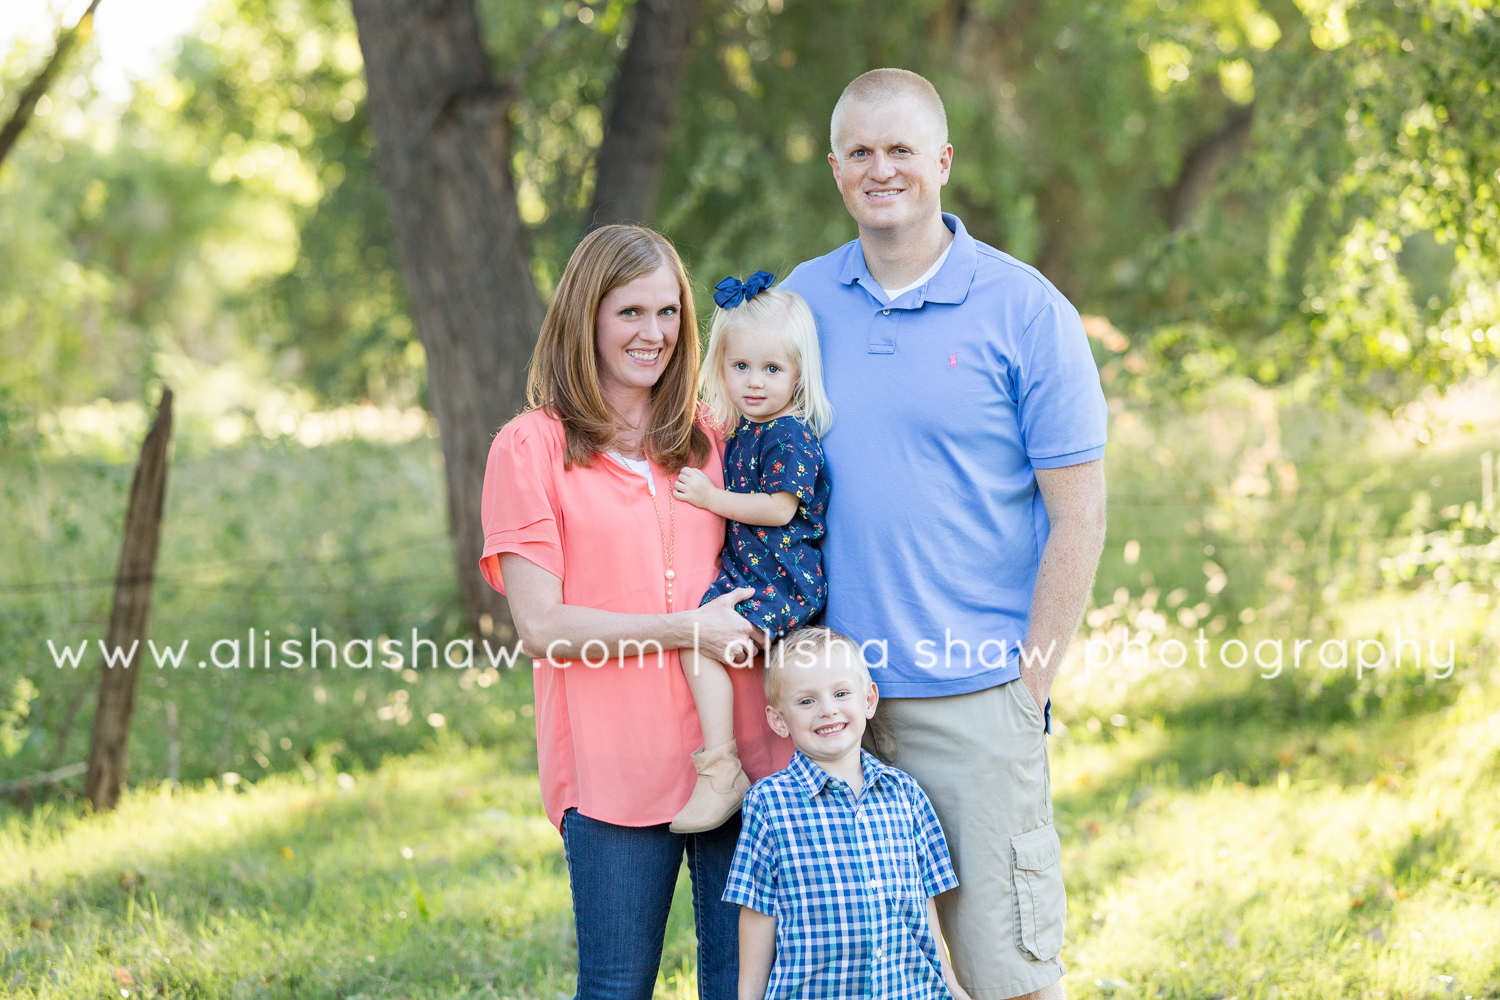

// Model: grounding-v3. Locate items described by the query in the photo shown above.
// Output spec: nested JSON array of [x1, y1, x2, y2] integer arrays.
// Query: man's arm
[[1021, 459, 1107, 712], [738, 907, 777, 1000]]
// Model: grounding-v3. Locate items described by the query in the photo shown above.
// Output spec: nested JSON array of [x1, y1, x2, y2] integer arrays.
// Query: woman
[[479, 225, 792, 1000]]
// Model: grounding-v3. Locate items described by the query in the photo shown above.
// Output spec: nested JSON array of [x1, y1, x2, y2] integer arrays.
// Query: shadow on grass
[[2, 754, 583, 1000], [1056, 666, 1461, 815]]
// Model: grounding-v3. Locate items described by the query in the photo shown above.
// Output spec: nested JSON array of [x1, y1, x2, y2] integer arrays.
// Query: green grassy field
[[2, 379, 1498, 998]]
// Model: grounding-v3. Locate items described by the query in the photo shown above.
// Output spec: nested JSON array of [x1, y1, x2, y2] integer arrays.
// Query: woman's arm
[[737, 907, 776, 1000], [673, 467, 799, 527], [927, 897, 972, 1000], [499, 553, 763, 664]]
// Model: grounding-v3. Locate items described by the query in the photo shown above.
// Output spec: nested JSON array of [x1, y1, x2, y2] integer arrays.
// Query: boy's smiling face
[[765, 643, 878, 768]]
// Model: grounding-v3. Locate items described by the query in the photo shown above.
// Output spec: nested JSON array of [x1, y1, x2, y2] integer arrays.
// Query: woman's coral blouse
[[479, 408, 791, 829]]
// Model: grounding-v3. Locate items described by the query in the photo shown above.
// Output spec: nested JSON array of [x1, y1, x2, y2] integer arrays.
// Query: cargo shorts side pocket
[[1010, 823, 1066, 961]]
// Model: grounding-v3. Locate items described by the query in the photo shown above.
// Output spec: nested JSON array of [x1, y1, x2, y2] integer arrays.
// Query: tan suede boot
[[669, 740, 752, 834]]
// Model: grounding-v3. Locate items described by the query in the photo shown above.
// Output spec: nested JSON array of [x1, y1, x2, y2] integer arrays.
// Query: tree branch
[[1166, 102, 1255, 231], [506, 17, 574, 97], [586, 0, 702, 230], [0, 0, 104, 169]]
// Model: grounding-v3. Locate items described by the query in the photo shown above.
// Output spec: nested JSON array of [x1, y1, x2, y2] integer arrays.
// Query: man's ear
[[828, 150, 841, 186], [766, 703, 790, 738], [937, 143, 953, 186]]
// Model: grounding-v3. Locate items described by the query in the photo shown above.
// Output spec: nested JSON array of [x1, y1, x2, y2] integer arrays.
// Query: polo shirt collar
[[787, 748, 894, 798], [837, 212, 976, 307]]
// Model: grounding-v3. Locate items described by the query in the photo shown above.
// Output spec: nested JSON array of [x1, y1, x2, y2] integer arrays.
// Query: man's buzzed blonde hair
[[764, 626, 871, 708], [829, 68, 949, 153]]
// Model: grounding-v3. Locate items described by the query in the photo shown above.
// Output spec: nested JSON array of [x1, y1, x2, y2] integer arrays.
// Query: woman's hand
[[673, 467, 721, 511], [692, 587, 763, 665]]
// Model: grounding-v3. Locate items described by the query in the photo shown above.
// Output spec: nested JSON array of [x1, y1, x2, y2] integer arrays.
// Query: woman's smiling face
[[594, 264, 682, 404]]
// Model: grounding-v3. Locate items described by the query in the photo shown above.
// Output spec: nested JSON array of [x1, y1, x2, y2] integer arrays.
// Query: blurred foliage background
[[2, 0, 1500, 997], [3, 0, 1497, 422]]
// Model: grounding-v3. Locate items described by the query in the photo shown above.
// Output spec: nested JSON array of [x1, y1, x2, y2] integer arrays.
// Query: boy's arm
[[673, 468, 799, 526], [738, 906, 777, 1000], [927, 897, 972, 1000]]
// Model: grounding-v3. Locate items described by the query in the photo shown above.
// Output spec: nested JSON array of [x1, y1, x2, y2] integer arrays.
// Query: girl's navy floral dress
[[700, 415, 829, 641]]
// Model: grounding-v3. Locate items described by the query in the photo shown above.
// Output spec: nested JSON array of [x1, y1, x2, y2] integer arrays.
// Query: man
[[780, 69, 1109, 1000]]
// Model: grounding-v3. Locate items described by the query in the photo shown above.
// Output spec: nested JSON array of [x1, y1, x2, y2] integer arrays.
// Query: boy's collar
[[787, 748, 893, 798]]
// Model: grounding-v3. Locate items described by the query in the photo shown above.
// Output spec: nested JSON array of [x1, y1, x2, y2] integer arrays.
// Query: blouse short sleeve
[[757, 419, 822, 506], [479, 414, 566, 593]]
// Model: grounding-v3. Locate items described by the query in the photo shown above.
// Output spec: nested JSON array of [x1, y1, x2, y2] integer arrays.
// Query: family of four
[[480, 68, 1109, 1000]]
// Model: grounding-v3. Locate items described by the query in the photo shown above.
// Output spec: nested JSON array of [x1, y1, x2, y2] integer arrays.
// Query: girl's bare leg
[[682, 648, 735, 748]]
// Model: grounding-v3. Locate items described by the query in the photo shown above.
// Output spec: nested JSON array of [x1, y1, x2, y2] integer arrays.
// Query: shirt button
[[875, 946, 884, 958], [870, 877, 881, 889], [882, 309, 890, 315]]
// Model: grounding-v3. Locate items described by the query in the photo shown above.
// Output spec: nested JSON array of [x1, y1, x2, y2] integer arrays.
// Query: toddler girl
[[669, 273, 834, 833]]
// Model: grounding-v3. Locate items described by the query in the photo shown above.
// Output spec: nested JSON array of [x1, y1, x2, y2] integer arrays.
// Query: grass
[[1, 435, 536, 789], [2, 375, 1500, 997], [0, 651, 1495, 999], [1052, 678, 1500, 1000]]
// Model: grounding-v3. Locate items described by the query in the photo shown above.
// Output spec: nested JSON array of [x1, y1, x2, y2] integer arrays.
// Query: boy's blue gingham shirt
[[723, 749, 959, 1000]]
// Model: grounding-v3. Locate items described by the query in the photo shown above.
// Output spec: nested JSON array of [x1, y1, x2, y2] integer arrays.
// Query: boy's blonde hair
[[764, 627, 870, 708], [699, 287, 834, 437]]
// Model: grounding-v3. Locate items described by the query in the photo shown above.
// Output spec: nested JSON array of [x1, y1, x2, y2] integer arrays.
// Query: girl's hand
[[673, 467, 720, 511], [692, 587, 764, 666]]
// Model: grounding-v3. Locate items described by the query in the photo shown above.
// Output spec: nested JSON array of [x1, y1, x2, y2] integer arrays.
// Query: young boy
[[723, 627, 972, 1000]]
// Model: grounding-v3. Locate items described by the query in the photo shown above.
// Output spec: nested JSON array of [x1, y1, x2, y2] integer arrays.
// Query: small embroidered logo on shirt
[[948, 353, 957, 369]]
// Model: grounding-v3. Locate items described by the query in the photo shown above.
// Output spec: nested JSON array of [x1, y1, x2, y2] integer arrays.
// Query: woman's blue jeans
[[560, 807, 741, 1000]]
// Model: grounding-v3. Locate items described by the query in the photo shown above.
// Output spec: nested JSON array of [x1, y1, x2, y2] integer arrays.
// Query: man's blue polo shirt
[[781, 213, 1107, 698]]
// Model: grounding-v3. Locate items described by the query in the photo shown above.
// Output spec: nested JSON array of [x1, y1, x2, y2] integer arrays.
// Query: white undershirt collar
[[872, 241, 953, 304], [607, 451, 655, 495]]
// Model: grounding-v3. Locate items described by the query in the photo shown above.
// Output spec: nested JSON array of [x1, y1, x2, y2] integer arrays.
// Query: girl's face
[[723, 324, 798, 422], [594, 265, 682, 405]]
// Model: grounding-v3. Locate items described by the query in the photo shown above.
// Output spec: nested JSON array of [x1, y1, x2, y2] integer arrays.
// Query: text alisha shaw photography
[[46, 625, 1465, 684]]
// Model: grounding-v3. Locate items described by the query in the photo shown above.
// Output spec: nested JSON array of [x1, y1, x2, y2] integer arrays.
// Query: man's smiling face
[[829, 94, 952, 237]]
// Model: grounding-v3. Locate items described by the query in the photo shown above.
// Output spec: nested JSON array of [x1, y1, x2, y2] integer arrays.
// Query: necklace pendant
[[664, 569, 676, 580]]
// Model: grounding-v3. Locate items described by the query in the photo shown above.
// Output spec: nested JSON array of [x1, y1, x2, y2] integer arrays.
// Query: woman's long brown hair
[[524, 225, 708, 472]]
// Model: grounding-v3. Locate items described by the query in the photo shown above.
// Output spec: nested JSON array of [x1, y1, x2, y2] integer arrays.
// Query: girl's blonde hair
[[699, 287, 834, 437], [524, 225, 709, 472]]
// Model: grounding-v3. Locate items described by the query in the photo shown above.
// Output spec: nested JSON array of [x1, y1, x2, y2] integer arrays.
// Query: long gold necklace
[[647, 466, 677, 609]]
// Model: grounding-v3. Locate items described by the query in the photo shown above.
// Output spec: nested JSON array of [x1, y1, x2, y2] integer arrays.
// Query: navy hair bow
[[713, 270, 776, 308]]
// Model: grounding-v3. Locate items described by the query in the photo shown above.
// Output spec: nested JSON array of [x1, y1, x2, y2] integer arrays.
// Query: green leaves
[[3, 0, 1496, 415]]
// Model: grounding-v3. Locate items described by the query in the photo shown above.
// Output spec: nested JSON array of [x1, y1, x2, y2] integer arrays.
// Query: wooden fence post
[[85, 387, 173, 811]]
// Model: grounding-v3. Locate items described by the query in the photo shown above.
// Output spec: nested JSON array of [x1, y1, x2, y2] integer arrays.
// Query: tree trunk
[[586, 0, 703, 230], [1166, 103, 1255, 231], [351, 0, 703, 630], [0, 0, 103, 169], [85, 387, 172, 811], [350, 0, 545, 631]]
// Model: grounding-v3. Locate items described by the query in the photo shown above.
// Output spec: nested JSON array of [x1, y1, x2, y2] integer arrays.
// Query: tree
[[349, 0, 702, 628], [0, 0, 103, 170], [586, 0, 702, 230]]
